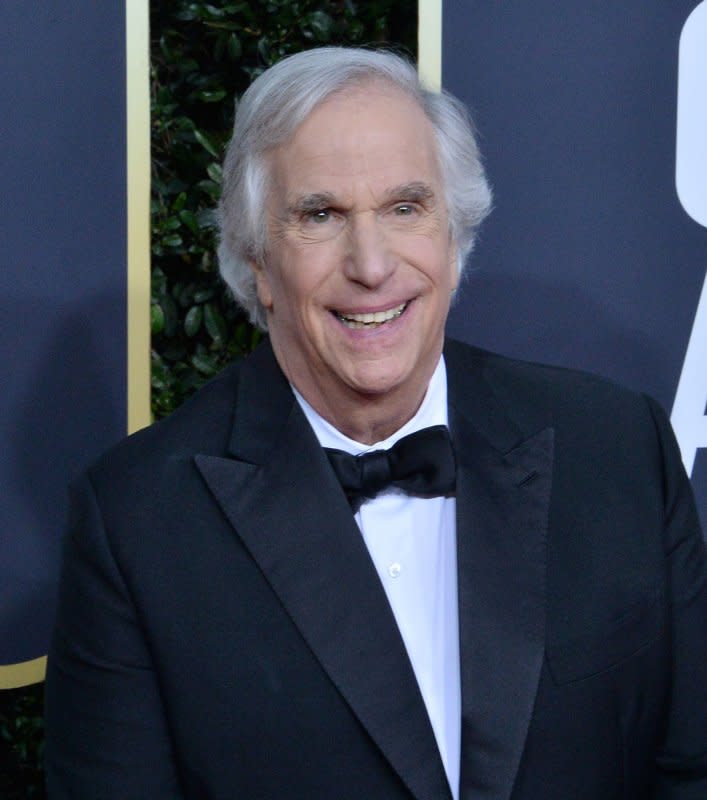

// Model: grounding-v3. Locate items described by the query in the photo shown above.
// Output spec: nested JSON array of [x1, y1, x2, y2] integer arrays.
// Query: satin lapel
[[446, 343, 553, 800], [195, 342, 451, 800]]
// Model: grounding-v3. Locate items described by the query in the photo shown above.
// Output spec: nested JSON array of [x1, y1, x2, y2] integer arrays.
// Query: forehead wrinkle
[[271, 86, 442, 216], [303, 89, 423, 176]]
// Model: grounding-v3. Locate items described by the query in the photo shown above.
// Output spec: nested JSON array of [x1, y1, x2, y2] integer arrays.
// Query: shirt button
[[388, 562, 402, 578]]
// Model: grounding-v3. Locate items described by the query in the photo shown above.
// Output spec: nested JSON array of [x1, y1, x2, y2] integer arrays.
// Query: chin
[[344, 364, 411, 398]]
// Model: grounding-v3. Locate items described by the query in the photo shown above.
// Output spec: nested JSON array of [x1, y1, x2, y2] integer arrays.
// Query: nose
[[342, 213, 396, 288]]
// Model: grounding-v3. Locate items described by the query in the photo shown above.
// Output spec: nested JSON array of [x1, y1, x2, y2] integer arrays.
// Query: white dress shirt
[[292, 357, 461, 799]]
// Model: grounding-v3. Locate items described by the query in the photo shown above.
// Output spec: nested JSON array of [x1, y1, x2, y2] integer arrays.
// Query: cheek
[[264, 264, 320, 329], [399, 235, 456, 287], [279, 242, 340, 298]]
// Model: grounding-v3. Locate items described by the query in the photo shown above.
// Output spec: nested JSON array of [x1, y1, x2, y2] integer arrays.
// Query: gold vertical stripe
[[418, 0, 443, 91], [0, 657, 47, 690], [126, 0, 152, 434]]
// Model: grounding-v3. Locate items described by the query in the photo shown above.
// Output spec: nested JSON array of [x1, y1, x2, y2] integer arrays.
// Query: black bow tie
[[324, 425, 456, 512]]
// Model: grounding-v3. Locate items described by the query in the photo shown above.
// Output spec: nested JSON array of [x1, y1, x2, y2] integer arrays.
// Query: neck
[[268, 335, 442, 445], [312, 386, 429, 445]]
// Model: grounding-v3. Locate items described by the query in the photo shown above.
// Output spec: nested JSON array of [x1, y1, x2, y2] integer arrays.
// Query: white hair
[[217, 46, 492, 330]]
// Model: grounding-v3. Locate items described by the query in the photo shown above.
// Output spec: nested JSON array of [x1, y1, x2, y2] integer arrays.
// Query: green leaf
[[204, 3, 226, 17], [199, 89, 227, 103], [196, 179, 221, 200], [184, 305, 203, 336], [172, 192, 187, 212], [308, 10, 334, 41], [193, 128, 219, 157], [175, 8, 198, 21], [179, 209, 199, 234], [204, 20, 240, 31], [204, 302, 227, 345], [192, 353, 220, 376], [228, 33, 243, 60], [257, 37, 271, 63], [151, 304, 165, 335], [206, 162, 223, 184], [162, 234, 183, 248], [152, 266, 166, 294], [197, 209, 216, 231], [159, 294, 179, 337]]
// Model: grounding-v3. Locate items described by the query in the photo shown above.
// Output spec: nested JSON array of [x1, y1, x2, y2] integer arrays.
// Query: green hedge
[[0, 1, 416, 796]]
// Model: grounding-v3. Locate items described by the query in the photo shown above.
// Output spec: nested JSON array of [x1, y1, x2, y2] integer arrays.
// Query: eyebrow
[[382, 181, 436, 205], [287, 192, 337, 216]]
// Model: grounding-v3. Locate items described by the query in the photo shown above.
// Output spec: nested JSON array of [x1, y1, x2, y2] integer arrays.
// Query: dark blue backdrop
[[443, 2, 707, 529], [0, 3, 127, 668]]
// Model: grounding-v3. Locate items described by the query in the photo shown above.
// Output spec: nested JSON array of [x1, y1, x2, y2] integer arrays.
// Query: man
[[45, 47, 707, 799]]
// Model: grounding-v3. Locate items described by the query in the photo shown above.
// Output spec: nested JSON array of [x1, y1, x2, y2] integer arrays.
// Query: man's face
[[252, 82, 457, 425]]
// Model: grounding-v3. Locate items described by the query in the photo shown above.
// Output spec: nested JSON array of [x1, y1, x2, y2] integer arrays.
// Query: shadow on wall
[[447, 268, 677, 411], [1, 290, 125, 665]]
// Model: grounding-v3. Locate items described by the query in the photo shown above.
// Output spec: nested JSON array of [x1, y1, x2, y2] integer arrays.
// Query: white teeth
[[337, 303, 407, 328]]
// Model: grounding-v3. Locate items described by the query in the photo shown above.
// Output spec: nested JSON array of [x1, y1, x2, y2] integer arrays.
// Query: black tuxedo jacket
[[45, 339, 707, 799]]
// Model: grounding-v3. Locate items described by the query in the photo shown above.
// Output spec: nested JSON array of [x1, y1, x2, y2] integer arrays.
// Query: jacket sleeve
[[44, 471, 184, 799], [646, 397, 707, 798]]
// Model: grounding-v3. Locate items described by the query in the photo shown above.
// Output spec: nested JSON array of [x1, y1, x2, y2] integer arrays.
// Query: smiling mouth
[[334, 302, 408, 330]]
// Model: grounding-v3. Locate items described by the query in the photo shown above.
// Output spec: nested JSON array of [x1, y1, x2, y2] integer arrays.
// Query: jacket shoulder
[[444, 338, 674, 485], [87, 357, 244, 487], [445, 337, 656, 420]]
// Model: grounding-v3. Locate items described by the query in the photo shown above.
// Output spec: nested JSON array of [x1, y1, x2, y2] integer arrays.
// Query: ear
[[249, 259, 274, 310], [448, 243, 460, 292]]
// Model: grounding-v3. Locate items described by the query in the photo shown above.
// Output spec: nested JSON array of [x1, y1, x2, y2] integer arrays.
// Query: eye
[[394, 203, 416, 216], [307, 208, 332, 223]]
